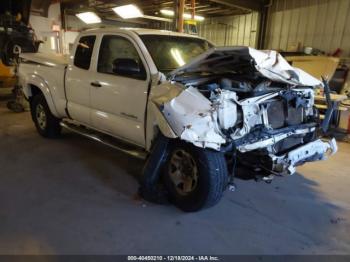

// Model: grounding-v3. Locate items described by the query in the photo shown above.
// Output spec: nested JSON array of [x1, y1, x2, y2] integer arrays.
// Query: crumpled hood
[[169, 46, 322, 87]]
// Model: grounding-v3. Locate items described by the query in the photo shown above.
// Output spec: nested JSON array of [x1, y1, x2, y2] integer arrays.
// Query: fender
[[145, 76, 180, 151], [151, 102, 177, 139], [22, 73, 60, 117], [144, 101, 177, 152]]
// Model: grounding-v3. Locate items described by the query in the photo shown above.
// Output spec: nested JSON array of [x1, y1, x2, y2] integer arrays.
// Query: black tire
[[163, 141, 228, 212], [2, 38, 36, 66], [30, 94, 61, 138], [139, 134, 170, 204]]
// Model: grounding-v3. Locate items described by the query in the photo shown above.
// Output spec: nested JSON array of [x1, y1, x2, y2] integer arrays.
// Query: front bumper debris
[[270, 138, 337, 175]]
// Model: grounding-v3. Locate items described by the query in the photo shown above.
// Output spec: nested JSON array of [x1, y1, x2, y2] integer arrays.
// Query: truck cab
[[66, 30, 152, 147], [20, 28, 212, 149]]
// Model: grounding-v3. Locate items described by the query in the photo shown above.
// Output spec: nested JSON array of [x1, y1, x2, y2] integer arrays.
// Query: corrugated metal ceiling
[[62, 0, 262, 18]]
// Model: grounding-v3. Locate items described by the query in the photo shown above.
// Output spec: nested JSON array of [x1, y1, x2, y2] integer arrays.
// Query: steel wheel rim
[[168, 149, 198, 196], [36, 104, 47, 130]]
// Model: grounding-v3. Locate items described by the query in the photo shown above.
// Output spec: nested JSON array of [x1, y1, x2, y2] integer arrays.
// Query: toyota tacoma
[[19, 28, 337, 212]]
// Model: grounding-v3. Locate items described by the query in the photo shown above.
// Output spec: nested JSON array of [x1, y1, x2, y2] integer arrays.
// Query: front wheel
[[30, 94, 61, 138], [163, 142, 228, 212]]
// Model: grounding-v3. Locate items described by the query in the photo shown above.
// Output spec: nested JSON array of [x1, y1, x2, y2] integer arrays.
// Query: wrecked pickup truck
[[19, 28, 337, 212]]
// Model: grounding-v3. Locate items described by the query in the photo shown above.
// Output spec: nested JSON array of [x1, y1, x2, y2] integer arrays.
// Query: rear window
[[74, 35, 96, 70]]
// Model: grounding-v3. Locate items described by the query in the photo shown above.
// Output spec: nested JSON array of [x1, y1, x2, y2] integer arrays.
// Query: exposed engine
[[151, 46, 337, 176]]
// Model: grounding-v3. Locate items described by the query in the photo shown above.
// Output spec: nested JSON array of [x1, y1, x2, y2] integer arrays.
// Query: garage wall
[[29, 2, 61, 54], [198, 12, 259, 47], [264, 0, 350, 57]]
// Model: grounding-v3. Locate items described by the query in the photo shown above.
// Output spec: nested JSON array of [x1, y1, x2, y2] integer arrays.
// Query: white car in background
[[19, 28, 337, 212]]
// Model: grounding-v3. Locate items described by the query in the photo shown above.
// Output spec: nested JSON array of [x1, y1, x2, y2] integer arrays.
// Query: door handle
[[90, 81, 102, 88]]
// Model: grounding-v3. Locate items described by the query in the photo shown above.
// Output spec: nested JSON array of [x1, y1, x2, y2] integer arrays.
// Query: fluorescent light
[[112, 4, 143, 19], [195, 15, 204, 21], [76, 12, 101, 24], [160, 9, 204, 21], [183, 13, 205, 21], [160, 10, 174, 16]]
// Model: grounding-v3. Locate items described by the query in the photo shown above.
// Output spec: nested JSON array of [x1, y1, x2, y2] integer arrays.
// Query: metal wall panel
[[265, 0, 350, 57], [198, 12, 259, 47]]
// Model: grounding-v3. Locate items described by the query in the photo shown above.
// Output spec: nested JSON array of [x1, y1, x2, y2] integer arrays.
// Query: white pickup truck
[[19, 28, 337, 212]]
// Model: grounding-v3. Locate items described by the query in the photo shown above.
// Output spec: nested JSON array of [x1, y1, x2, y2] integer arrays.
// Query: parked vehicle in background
[[19, 28, 337, 212], [0, 12, 39, 88]]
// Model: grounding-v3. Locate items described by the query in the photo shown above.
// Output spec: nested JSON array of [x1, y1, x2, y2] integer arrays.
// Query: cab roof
[[83, 27, 203, 39]]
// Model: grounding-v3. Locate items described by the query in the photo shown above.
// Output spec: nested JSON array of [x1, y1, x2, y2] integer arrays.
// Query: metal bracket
[[321, 77, 337, 133]]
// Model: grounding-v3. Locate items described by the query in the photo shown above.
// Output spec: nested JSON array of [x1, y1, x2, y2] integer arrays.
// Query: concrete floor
[[0, 99, 350, 255]]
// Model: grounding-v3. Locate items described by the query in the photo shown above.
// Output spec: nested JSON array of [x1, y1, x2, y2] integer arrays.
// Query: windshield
[[140, 35, 213, 73]]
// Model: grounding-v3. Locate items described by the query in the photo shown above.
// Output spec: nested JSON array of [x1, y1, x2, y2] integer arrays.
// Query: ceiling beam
[[208, 0, 262, 11], [103, 17, 148, 25], [143, 15, 172, 22], [196, 7, 222, 13]]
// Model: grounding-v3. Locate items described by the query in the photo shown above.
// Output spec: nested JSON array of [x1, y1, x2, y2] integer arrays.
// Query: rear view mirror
[[112, 58, 146, 80]]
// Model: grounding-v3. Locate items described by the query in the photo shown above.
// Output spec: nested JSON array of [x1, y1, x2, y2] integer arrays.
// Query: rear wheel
[[163, 141, 228, 212], [30, 94, 61, 138]]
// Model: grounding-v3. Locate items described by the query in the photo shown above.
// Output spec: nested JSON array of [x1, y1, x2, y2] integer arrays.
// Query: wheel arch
[[24, 79, 60, 118]]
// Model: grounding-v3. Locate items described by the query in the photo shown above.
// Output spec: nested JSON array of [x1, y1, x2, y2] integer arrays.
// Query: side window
[[74, 35, 96, 70], [97, 35, 146, 80]]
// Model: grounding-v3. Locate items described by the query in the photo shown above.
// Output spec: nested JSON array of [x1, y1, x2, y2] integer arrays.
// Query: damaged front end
[[150, 46, 337, 177]]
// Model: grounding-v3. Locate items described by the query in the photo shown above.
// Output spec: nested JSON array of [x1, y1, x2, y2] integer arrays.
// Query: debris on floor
[[330, 217, 346, 224]]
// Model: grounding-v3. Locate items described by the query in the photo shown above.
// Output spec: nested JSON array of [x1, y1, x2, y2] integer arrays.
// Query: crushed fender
[[162, 86, 225, 150]]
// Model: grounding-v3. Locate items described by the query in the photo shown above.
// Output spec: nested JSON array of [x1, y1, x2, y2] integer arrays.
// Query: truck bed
[[20, 52, 69, 67], [19, 52, 68, 118]]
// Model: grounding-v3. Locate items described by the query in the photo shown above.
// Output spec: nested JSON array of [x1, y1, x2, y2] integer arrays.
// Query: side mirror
[[112, 58, 145, 79]]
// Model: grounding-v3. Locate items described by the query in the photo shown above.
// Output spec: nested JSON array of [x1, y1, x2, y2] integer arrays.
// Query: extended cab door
[[65, 35, 97, 125], [89, 34, 150, 147]]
